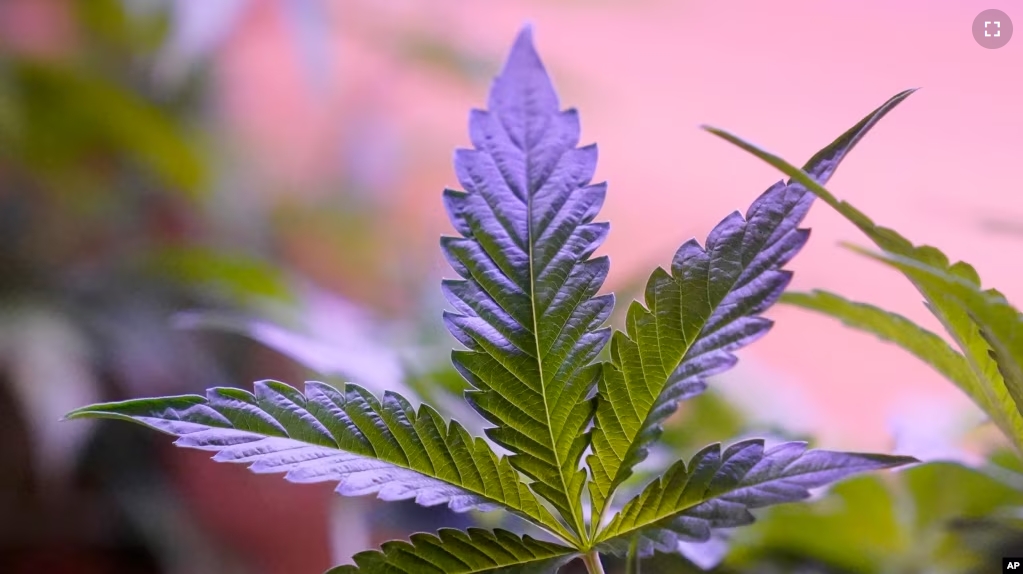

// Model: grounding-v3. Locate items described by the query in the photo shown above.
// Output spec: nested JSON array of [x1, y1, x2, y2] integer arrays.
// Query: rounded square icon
[[974, 9, 1013, 48]]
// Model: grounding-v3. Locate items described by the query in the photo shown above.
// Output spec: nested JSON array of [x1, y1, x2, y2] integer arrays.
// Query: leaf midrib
[[345, 542, 576, 574], [437, 549, 575, 574], [519, 107, 584, 540], [607, 251, 761, 492]]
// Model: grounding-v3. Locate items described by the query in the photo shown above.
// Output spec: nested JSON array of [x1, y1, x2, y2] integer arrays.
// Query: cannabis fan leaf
[[66, 26, 916, 574]]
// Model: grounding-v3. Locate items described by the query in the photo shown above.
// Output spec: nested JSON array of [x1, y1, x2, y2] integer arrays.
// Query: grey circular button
[[973, 9, 1013, 49]]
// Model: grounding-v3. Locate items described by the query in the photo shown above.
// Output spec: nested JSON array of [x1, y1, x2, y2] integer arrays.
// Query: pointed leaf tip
[[488, 25, 559, 122], [509, 25, 537, 58], [515, 24, 534, 45], [502, 25, 542, 75]]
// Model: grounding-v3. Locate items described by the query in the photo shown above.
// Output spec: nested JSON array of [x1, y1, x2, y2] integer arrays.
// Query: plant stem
[[625, 535, 640, 574], [582, 551, 606, 574]]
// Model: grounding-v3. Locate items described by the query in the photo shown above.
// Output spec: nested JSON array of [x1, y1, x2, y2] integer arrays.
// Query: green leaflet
[[593, 440, 913, 557], [440, 27, 612, 538], [65, 381, 571, 542], [327, 528, 576, 574], [705, 119, 1023, 452]]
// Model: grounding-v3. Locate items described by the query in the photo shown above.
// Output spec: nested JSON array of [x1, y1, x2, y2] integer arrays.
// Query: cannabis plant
[[66, 28, 917, 573]]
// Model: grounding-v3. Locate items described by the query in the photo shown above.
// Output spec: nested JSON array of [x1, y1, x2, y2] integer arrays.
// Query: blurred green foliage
[[147, 245, 292, 302], [725, 462, 1023, 574], [2, 58, 204, 195], [0, 2, 298, 571], [1, 1, 203, 195]]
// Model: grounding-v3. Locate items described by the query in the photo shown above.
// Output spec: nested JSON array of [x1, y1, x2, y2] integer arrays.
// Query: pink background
[[210, 0, 1023, 451]]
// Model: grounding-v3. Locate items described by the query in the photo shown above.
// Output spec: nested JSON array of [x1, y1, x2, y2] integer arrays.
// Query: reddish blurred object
[[0, 0, 77, 58]]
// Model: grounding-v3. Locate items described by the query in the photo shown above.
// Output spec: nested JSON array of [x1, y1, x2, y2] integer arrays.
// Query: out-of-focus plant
[[0, 0, 286, 471], [64, 27, 917, 574], [0, 2, 384, 572], [0, 2, 235, 572]]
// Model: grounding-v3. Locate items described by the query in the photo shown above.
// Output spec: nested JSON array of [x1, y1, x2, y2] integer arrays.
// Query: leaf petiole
[[582, 550, 606, 574]]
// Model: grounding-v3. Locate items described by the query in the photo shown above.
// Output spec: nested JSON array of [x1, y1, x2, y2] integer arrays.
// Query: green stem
[[625, 535, 641, 574], [582, 551, 606, 574]]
